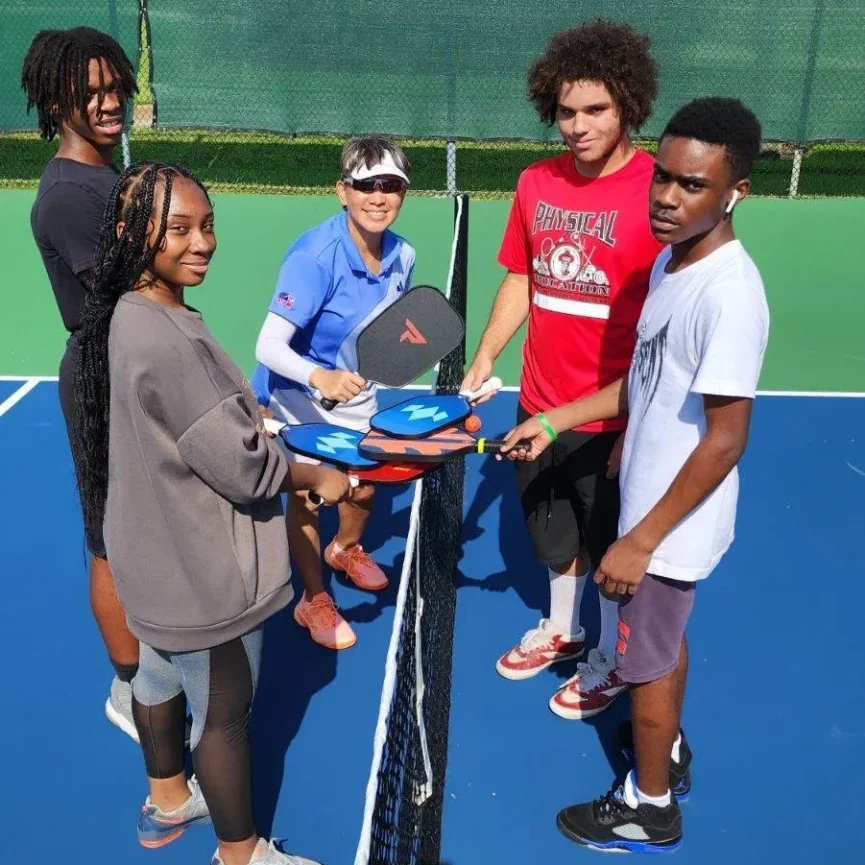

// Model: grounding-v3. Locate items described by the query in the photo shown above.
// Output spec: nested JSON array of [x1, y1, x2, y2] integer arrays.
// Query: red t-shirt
[[498, 149, 663, 432]]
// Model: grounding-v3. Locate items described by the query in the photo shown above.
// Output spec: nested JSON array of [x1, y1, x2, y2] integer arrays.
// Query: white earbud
[[725, 190, 740, 214]]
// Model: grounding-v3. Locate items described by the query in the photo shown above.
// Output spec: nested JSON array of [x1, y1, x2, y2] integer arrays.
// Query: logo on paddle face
[[400, 318, 427, 345], [315, 431, 360, 455]]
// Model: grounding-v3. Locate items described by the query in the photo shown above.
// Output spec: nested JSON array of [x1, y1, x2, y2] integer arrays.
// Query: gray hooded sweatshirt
[[104, 293, 293, 652]]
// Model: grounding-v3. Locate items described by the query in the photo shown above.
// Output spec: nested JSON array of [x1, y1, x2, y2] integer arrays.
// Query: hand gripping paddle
[[320, 285, 465, 411], [369, 376, 502, 438], [268, 420, 431, 504]]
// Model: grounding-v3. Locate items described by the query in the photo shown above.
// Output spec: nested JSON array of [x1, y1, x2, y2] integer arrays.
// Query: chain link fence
[[2, 0, 863, 196]]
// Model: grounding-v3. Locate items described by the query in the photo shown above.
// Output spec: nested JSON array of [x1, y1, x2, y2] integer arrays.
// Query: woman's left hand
[[258, 404, 276, 437]]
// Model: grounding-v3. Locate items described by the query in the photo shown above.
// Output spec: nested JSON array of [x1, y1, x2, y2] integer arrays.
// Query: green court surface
[[3, 190, 864, 392]]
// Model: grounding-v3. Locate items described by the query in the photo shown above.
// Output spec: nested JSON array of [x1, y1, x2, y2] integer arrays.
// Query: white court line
[[756, 390, 865, 398], [0, 375, 59, 382], [0, 379, 40, 418], [1, 375, 863, 399]]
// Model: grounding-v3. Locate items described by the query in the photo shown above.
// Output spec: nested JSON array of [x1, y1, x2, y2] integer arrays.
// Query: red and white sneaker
[[549, 648, 627, 719], [495, 619, 585, 681]]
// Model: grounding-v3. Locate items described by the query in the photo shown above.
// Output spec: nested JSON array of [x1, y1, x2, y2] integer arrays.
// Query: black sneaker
[[617, 720, 692, 801], [557, 783, 683, 854]]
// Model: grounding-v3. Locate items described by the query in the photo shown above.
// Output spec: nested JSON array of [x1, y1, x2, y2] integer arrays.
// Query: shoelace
[[563, 650, 612, 691], [577, 658, 615, 692], [258, 838, 303, 864], [308, 594, 341, 628], [344, 544, 373, 569], [519, 619, 556, 652], [594, 785, 635, 824]]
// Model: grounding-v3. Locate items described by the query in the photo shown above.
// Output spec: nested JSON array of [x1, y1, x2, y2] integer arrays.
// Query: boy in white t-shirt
[[501, 97, 769, 853]]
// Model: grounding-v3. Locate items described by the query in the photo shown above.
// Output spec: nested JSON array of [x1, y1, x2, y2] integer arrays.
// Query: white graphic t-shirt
[[618, 240, 770, 581]]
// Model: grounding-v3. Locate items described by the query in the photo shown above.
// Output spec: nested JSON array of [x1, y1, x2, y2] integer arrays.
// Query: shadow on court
[[250, 484, 412, 836]]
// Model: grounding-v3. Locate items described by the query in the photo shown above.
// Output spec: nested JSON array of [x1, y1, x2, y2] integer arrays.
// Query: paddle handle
[[473, 437, 529, 457], [459, 375, 503, 402], [262, 418, 287, 436], [320, 396, 338, 411], [309, 474, 359, 506]]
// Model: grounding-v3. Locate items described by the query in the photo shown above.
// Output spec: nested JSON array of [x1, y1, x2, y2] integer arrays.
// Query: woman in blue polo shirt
[[252, 135, 415, 650]]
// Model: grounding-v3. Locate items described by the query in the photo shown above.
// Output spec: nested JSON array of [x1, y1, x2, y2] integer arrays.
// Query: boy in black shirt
[[23, 27, 141, 740]]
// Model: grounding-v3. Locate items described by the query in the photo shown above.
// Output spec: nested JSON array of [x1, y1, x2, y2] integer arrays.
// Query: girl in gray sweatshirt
[[72, 162, 347, 865]]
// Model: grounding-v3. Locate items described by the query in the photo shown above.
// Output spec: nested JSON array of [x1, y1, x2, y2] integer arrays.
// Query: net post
[[446, 141, 457, 196], [121, 132, 131, 169], [451, 193, 468, 321], [108, 0, 132, 167], [789, 147, 804, 198]]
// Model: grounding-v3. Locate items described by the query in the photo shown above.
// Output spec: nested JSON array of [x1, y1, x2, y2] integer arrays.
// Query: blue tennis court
[[0, 379, 863, 863]]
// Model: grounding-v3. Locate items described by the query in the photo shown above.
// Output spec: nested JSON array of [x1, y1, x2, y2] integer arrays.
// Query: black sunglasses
[[343, 176, 406, 194]]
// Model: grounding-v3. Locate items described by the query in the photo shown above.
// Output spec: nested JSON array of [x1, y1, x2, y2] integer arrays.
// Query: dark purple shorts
[[615, 574, 696, 685]]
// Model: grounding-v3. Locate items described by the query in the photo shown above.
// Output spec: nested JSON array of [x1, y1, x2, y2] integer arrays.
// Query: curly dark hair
[[72, 162, 211, 546], [21, 27, 137, 140], [528, 19, 658, 133], [662, 97, 762, 180]]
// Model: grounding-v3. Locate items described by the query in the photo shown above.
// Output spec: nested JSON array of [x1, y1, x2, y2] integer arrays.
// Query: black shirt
[[30, 157, 119, 333]]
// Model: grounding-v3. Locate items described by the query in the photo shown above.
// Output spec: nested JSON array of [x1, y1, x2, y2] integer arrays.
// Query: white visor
[[348, 150, 410, 186]]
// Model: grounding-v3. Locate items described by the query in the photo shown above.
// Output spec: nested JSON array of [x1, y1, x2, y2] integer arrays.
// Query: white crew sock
[[548, 566, 587, 639]]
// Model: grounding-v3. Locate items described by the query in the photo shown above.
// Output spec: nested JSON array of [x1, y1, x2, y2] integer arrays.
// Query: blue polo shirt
[[251, 211, 416, 403]]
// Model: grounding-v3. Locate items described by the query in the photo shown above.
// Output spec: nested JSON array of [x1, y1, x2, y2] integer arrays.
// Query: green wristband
[[535, 412, 558, 442]]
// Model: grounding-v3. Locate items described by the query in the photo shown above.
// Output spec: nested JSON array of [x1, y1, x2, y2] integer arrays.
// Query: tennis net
[[354, 194, 469, 865]]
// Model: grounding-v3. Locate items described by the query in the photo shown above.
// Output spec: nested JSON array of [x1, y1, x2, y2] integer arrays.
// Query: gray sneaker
[[210, 838, 323, 865], [138, 775, 211, 848], [105, 676, 139, 743]]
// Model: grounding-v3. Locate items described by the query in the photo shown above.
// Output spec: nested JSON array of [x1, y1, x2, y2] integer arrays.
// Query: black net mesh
[[363, 196, 468, 865]]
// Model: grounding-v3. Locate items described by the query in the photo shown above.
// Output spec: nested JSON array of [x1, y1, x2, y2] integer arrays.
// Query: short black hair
[[661, 97, 762, 180], [21, 26, 137, 140], [527, 19, 658, 133]]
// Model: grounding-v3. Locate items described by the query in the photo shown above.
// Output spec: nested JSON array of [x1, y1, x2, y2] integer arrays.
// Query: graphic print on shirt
[[631, 318, 670, 417], [530, 200, 616, 302]]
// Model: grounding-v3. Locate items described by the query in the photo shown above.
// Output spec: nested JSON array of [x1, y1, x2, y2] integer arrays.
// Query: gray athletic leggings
[[132, 627, 263, 842]]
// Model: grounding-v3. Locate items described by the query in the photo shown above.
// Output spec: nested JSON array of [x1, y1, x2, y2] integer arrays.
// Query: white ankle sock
[[624, 770, 671, 809], [548, 566, 587, 639], [671, 733, 682, 763]]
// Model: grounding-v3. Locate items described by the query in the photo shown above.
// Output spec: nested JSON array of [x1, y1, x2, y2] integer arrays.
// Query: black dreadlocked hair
[[72, 162, 211, 546], [662, 97, 762, 181], [21, 26, 137, 140]]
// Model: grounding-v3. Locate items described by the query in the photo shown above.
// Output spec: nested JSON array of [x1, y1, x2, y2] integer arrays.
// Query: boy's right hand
[[460, 353, 496, 405], [310, 368, 366, 404]]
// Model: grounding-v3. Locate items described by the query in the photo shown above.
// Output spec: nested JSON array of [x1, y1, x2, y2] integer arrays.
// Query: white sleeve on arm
[[691, 281, 770, 399], [255, 312, 320, 387]]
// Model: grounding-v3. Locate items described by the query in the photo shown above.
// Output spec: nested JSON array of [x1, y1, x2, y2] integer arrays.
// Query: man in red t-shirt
[[462, 20, 663, 718]]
